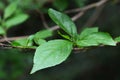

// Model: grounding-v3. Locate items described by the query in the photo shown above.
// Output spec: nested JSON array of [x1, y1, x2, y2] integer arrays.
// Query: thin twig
[[36, 9, 49, 29], [65, 0, 108, 13], [83, 2, 106, 27], [0, 35, 28, 42]]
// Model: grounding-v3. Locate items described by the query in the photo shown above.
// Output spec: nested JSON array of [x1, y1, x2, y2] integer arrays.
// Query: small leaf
[[77, 32, 116, 47], [79, 27, 98, 39], [5, 14, 29, 29], [34, 30, 53, 39], [0, 26, 5, 35], [34, 30, 53, 45], [53, 0, 68, 11], [58, 31, 71, 41], [48, 8, 77, 38], [115, 36, 120, 42], [34, 39, 46, 45], [31, 39, 73, 74], [4, 2, 17, 19], [11, 35, 35, 48]]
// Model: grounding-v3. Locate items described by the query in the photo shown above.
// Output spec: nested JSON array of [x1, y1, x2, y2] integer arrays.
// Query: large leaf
[[79, 27, 98, 39], [31, 39, 73, 74], [77, 32, 116, 47], [34, 30, 53, 45], [48, 8, 77, 38], [4, 2, 17, 19], [5, 14, 29, 29]]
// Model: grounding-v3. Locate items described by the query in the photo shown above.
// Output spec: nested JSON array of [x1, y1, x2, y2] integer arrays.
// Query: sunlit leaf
[[31, 39, 73, 74], [79, 27, 98, 39], [77, 32, 116, 47], [48, 8, 77, 38], [34, 30, 52, 45]]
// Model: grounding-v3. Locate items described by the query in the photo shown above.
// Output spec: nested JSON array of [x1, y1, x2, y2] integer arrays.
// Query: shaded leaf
[[31, 39, 73, 74], [5, 14, 29, 29], [48, 8, 77, 38], [74, 0, 87, 7], [53, 0, 68, 11], [4, 2, 17, 19], [77, 32, 116, 47]]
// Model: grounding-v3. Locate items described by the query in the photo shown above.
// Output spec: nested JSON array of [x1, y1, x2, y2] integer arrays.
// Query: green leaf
[[79, 27, 98, 39], [31, 39, 73, 74], [34, 30, 53, 39], [0, 26, 5, 35], [34, 39, 46, 45], [115, 36, 120, 42], [53, 0, 68, 11], [58, 31, 71, 41], [4, 2, 17, 19], [48, 8, 77, 38], [11, 35, 35, 48], [34, 30, 53, 45], [77, 32, 116, 47], [5, 14, 29, 29]]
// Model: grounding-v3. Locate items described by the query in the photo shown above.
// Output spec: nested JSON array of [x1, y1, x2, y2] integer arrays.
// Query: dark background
[[0, 0, 120, 80]]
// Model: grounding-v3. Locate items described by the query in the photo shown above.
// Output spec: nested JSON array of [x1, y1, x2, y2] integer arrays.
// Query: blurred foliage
[[0, 0, 120, 80]]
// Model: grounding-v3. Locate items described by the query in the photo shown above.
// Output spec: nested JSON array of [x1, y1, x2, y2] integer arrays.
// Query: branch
[[36, 9, 49, 29], [0, 35, 28, 42], [83, 2, 106, 27], [65, 0, 108, 13], [0, 0, 108, 43]]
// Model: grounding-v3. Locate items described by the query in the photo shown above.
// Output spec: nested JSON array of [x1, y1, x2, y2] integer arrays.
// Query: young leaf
[[115, 36, 120, 42], [11, 35, 35, 48], [0, 26, 5, 35], [48, 8, 77, 38], [5, 14, 29, 29], [58, 31, 71, 41], [4, 2, 17, 19], [34, 30, 53, 39], [34, 30, 53, 45], [77, 32, 116, 47], [31, 39, 73, 74], [79, 27, 98, 39]]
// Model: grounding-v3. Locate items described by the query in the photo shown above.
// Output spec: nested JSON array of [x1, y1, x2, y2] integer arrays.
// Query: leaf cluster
[[30, 9, 120, 74]]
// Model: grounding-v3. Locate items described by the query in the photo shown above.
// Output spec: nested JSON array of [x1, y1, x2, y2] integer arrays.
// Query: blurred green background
[[0, 0, 120, 80]]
